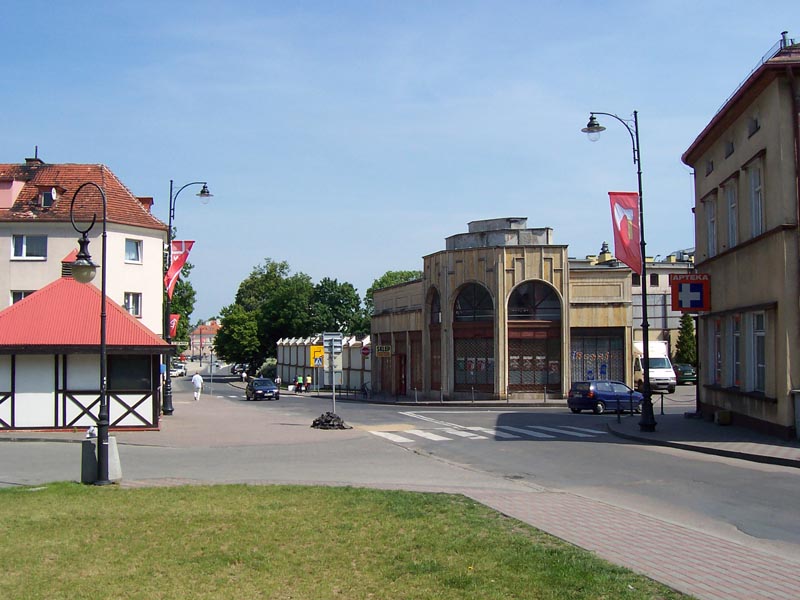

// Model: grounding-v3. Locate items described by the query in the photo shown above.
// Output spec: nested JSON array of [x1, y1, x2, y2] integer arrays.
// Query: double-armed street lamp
[[162, 180, 212, 416], [582, 110, 657, 432], [69, 182, 112, 485]]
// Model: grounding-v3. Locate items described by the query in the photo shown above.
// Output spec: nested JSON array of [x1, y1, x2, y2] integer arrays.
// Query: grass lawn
[[1, 483, 690, 599]]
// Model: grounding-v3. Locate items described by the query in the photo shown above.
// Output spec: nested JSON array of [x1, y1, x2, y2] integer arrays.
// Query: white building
[[0, 157, 167, 335]]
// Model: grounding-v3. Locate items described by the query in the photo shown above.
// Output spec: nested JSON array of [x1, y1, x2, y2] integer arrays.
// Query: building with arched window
[[371, 217, 637, 400]]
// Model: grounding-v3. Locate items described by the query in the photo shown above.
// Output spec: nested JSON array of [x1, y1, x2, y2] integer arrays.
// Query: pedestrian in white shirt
[[191, 372, 204, 401]]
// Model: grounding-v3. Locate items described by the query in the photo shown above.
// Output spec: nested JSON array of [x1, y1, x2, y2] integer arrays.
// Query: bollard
[[81, 439, 98, 484]]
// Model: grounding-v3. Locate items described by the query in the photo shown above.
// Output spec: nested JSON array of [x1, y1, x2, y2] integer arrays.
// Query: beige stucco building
[[371, 218, 636, 400], [682, 33, 800, 437]]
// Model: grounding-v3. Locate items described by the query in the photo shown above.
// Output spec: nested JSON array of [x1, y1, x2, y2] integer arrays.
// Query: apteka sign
[[670, 273, 711, 312]]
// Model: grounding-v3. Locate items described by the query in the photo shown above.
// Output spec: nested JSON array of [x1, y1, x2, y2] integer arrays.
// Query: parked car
[[674, 363, 697, 385], [568, 380, 643, 415], [245, 378, 280, 401]]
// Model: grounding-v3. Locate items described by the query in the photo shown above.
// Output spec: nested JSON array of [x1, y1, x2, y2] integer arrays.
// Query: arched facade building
[[371, 218, 634, 400]]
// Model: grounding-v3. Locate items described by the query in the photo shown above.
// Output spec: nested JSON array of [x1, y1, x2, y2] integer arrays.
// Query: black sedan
[[245, 378, 280, 401], [674, 363, 697, 385]]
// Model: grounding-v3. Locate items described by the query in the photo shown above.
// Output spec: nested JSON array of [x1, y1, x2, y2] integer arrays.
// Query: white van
[[633, 341, 676, 394]]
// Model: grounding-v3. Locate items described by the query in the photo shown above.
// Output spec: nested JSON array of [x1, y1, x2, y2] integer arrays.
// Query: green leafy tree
[[258, 272, 316, 355], [236, 259, 291, 312], [674, 313, 697, 365], [213, 304, 261, 367], [364, 270, 423, 314], [311, 277, 362, 334]]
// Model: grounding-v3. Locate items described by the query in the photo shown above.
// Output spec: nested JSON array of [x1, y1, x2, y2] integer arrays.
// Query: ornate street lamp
[[69, 182, 112, 484], [582, 110, 656, 432], [162, 180, 212, 415]]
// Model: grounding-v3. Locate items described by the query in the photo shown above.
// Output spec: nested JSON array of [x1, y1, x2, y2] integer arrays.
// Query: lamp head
[[581, 114, 605, 142], [71, 233, 98, 283], [197, 183, 213, 205]]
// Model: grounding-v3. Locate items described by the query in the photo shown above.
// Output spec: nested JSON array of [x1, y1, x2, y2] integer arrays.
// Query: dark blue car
[[568, 380, 643, 414], [245, 378, 280, 401]]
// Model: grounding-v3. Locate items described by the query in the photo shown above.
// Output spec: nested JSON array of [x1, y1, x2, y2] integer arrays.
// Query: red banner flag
[[609, 192, 642, 274], [164, 240, 194, 299], [169, 314, 180, 339]]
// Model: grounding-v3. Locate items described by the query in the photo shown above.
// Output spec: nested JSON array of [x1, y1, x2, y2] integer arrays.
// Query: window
[[40, 188, 56, 207], [705, 197, 717, 257], [11, 290, 35, 303], [712, 319, 722, 385], [632, 273, 641, 287], [747, 158, 764, 237], [724, 140, 735, 158], [124, 292, 142, 317], [752, 312, 765, 392], [731, 315, 741, 387], [748, 115, 760, 137], [705, 159, 714, 176], [649, 273, 658, 287], [12, 234, 47, 258], [125, 239, 142, 263], [724, 180, 738, 247]]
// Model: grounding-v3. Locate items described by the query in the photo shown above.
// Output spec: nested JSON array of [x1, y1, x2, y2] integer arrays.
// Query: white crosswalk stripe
[[496, 425, 555, 439], [371, 431, 415, 443], [561, 425, 608, 435], [406, 429, 452, 441], [368, 424, 604, 444], [526, 425, 595, 438], [439, 428, 488, 439]]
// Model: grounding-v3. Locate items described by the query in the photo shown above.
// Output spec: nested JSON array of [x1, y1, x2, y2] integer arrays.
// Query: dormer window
[[39, 187, 58, 208]]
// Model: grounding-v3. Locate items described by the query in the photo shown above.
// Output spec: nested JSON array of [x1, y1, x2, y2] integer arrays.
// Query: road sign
[[314, 356, 323, 367], [670, 273, 711, 312], [361, 345, 370, 357], [323, 332, 343, 354], [310, 345, 324, 363]]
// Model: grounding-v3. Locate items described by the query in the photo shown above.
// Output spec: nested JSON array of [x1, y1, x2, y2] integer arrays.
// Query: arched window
[[508, 281, 561, 321], [430, 289, 441, 324], [454, 283, 493, 322]]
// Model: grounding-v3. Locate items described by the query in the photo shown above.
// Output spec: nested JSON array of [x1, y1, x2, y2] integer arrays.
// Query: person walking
[[275, 375, 282, 388], [305, 374, 312, 393], [191, 372, 204, 401], [296, 375, 303, 393]]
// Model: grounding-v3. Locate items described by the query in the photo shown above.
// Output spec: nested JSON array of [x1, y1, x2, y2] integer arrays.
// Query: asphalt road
[[217, 382, 800, 559]]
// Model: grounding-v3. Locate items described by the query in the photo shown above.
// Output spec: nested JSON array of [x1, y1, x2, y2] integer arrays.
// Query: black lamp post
[[162, 180, 212, 416], [69, 182, 112, 484], [582, 110, 656, 432]]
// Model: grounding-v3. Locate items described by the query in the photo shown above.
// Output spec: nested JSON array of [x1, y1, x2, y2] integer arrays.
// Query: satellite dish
[[50, 187, 58, 200]]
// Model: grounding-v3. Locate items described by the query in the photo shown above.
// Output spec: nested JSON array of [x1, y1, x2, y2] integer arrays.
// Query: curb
[[606, 423, 800, 469]]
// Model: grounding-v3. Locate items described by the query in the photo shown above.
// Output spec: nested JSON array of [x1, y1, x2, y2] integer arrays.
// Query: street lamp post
[[69, 182, 112, 484], [582, 110, 657, 432], [162, 180, 212, 416]]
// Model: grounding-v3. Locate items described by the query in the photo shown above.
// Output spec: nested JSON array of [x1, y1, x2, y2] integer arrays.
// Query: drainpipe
[[787, 64, 800, 430]]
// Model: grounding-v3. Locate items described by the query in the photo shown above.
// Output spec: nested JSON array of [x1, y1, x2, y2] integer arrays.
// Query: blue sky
[[2, 2, 795, 320]]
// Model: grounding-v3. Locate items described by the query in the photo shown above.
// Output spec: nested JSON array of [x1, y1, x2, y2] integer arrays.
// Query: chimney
[[25, 157, 45, 166], [137, 196, 154, 213]]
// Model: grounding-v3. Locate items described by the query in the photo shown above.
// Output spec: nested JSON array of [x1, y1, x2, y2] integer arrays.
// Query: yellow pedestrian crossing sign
[[310, 345, 324, 363]]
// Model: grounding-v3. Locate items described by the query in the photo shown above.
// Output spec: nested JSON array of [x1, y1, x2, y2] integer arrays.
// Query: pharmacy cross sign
[[670, 273, 711, 312]]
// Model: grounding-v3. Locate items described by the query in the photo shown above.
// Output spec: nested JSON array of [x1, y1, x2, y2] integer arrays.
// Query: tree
[[311, 277, 362, 334], [213, 304, 261, 367], [258, 272, 316, 356], [364, 270, 423, 314], [236, 259, 291, 312], [674, 313, 697, 365]]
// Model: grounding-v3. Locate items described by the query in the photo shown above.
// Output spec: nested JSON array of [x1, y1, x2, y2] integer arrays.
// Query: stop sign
[[361, 345, 370, 357]]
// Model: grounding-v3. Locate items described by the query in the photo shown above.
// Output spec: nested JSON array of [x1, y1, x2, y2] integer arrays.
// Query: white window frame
[[11, 290, 35, 304], [751, 311, 766, 393], [125, 238, 143, 264], [705, 197, 717, 258], [732, 315, 741, 388], [12, 234, 47, 259], [712, 319, 722, 385], [124, 292, 143, 318], [747, 158, 764, 237], [724, 180, 737, 248]]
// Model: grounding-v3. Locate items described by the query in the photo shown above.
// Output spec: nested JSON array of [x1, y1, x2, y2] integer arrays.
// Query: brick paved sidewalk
[[470, 490, 800, 600]]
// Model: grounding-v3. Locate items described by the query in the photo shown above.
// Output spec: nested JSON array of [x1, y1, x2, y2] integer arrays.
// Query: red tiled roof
[[0, 161, 167, 232], [0, 277, 169, 352]]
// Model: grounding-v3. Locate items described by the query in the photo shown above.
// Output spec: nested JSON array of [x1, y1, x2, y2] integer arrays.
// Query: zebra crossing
[[368, 424, 608, 444]]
